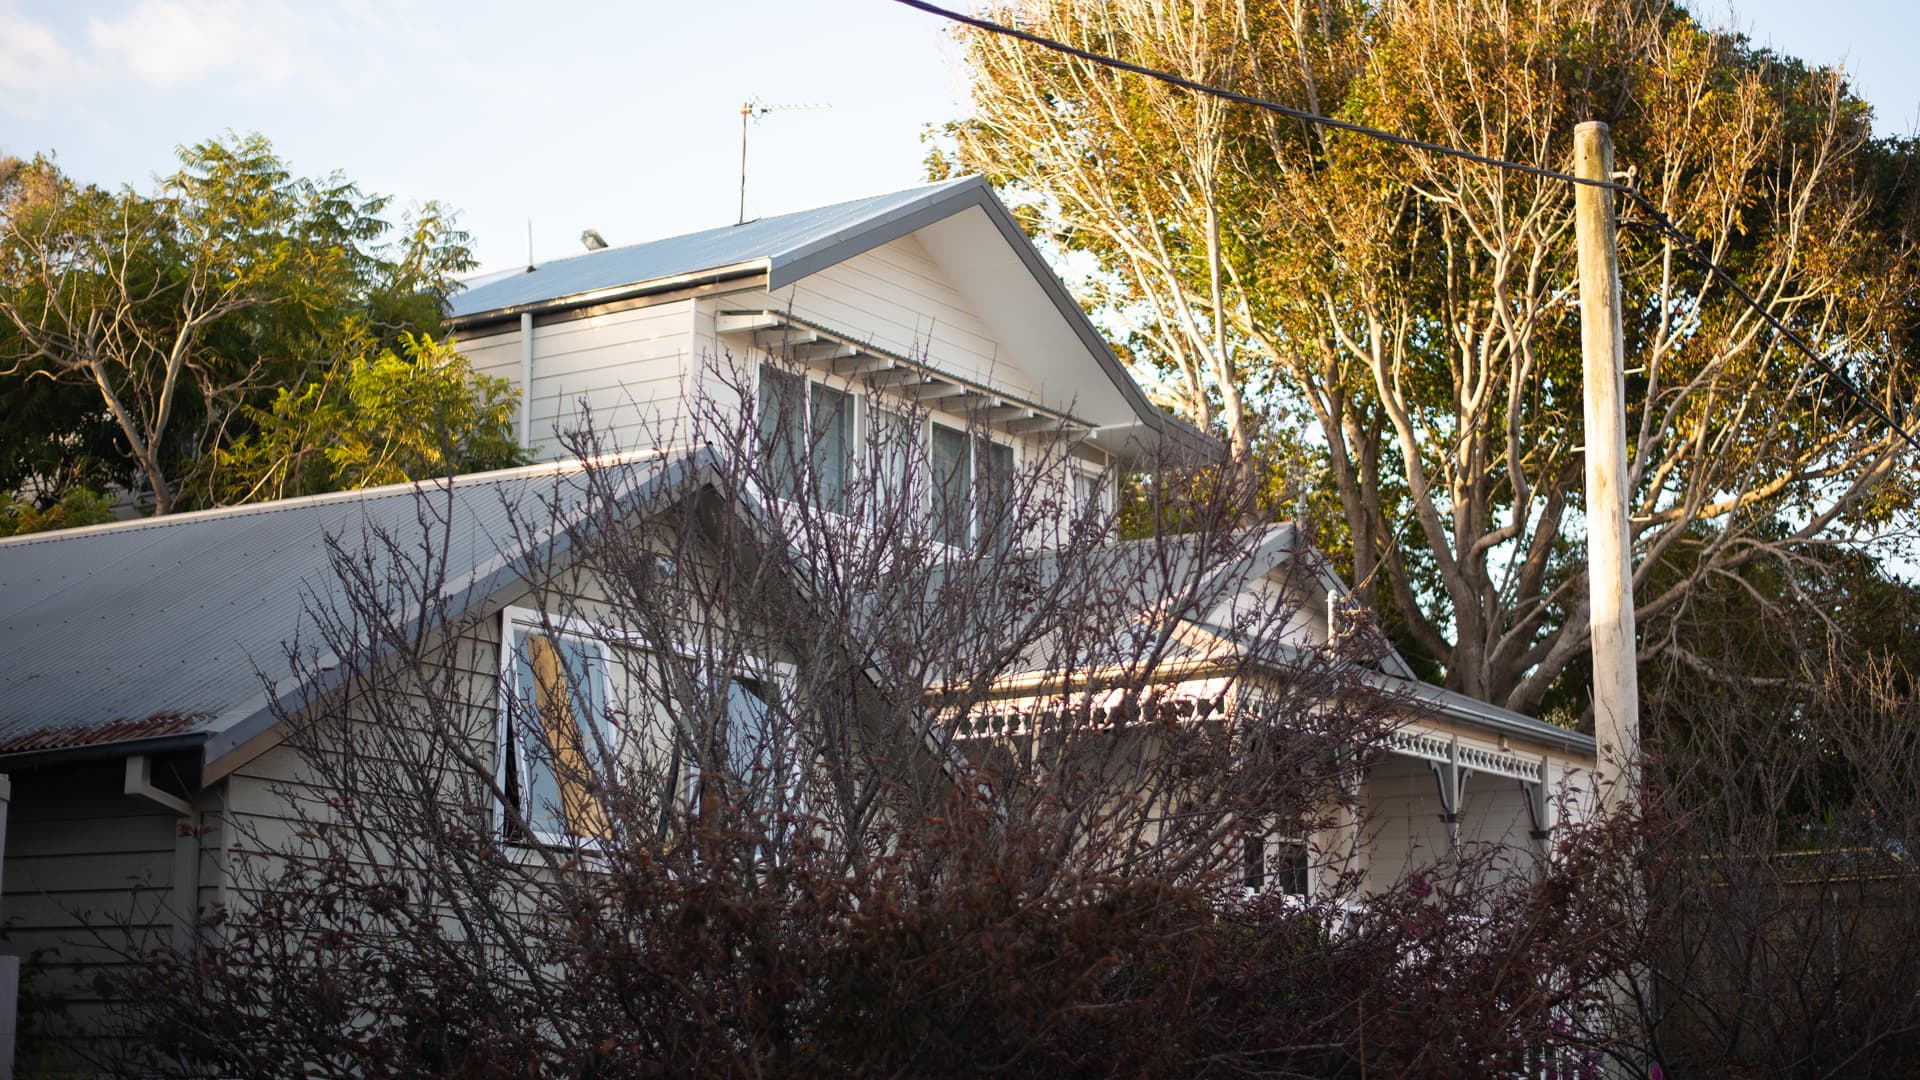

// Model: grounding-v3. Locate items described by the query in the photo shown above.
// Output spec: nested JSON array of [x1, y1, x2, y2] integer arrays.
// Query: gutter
[[123, 753, 194, 816], [448, 260, 769, 330], [0, 732, 209, 773], [1355, 668, 1598, 757]]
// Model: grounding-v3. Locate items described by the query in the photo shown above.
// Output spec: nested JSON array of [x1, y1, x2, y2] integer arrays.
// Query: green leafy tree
[[0, 488, 116, 537], [216, 333, 527, 503], [0, 135, 476, 514], [948, 0, 1920, 715]]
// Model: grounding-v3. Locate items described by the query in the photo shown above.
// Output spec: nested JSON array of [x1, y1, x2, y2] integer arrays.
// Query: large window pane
[[931, 424, 971, 547], [725, 676, 775, 804], [509, 630, 611, 842], [870, 407, 916, 509], [1276, 841, 1310, 896], [758, 364, 852, 515], [977, 438, 1014, 552], [757, 366, 805, 501], [810, 381, 851, 513], [690, 674, 790, 820], [1073, 470, 1105, 518]]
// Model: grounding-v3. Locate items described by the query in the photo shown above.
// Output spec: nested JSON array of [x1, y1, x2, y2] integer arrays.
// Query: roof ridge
[[454, 176, 979, 286]]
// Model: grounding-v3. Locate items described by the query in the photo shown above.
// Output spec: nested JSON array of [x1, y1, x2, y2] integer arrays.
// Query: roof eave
[[449, 260, 770, 328], [762, 177, 1219, 458], [0, 731, 210, 772]]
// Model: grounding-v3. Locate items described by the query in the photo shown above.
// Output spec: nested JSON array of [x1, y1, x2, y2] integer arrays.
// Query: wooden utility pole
[[1573, 121, 1639, 809]]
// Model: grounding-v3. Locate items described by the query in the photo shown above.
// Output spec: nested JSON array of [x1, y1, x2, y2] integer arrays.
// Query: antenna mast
[[738, 97, 830, 225]]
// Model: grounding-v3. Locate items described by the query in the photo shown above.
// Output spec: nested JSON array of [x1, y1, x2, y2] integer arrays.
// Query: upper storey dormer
[[446, 178, 1215, 507]]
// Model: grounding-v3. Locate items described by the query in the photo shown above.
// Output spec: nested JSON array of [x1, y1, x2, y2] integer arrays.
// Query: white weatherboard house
[[0, 177, 1596, 1051]]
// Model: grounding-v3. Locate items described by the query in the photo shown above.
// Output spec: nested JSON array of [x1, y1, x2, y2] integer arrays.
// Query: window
[[1244, 834, 1311, 896], [687, 673, 794, 814], [499, 609, 796, 848], [500, 616, 614, 845], [868, 404, 918, 509], [931, 423, 1015, 550], [758, 365, 852, 512], [1072, 469, 1107, 520]]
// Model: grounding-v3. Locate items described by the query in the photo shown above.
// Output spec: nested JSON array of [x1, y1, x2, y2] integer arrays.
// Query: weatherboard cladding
[[447, 177, 980, 321], [0, 461, 659, 760]]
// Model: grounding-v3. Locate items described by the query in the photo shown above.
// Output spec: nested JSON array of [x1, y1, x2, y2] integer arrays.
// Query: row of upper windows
[[754, 364, 1107, 549]]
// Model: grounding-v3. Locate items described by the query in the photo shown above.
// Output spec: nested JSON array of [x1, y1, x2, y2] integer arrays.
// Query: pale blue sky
[[2, 1, 1915, 273]]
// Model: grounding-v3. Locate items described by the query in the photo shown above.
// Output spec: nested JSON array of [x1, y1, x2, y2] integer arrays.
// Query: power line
[[892, 0, 1920, 458], [1622, 200, 1920, 457], [893, 0, 1621, 191]]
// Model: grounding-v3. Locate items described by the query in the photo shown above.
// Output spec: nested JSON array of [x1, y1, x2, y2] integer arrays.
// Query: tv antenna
[[738, 97, 830, 224]]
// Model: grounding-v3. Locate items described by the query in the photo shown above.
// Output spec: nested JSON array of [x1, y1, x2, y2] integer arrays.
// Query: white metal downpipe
[[519, 311, 535, 451]]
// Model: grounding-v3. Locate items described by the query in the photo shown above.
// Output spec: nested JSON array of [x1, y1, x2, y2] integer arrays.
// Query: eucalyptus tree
[[948, 0, 1920, 713]]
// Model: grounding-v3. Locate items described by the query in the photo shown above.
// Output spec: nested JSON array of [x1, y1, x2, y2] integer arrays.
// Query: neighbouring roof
[[0, 454, 701, 770], [988, 524, 1595, 757]]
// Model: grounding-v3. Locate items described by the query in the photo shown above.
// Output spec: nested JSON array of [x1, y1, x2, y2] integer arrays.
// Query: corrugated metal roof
[[992, 525, 1595, 756], [0, 457, 683, 763], [447, 177, 980, 320]]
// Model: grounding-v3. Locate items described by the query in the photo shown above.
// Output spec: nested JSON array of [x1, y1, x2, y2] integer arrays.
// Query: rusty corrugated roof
[[0, 711, 207, 754]]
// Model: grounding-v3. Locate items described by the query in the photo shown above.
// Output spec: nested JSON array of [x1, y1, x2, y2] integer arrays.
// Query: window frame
[[757, 363, 854, 514], [679, 666, 808, 829], [495, 606, 797, 850], [1242, 832, 1313, 897], [757, 364, 1034, 549], [1071, 466, 1109, 520], [929, 419, 1018, 550], [496, 606, 623, 850], [862, 399, 921, 513]]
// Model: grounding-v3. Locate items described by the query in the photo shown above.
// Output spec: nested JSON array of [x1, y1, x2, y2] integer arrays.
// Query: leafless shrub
[[79, 345, 1639, 1076]]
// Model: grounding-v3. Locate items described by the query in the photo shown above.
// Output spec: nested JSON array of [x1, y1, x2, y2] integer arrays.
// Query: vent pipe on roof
[[581, 229, 608, 251]]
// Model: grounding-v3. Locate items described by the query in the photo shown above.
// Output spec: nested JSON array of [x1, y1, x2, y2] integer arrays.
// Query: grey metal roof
[[0, 452, 1590, 770], [0, 455, 695, 766], [1366, 672, 1598, 756], [448, 177, 981, 320]]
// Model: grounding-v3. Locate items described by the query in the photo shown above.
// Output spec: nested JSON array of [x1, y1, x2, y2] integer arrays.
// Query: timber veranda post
[[1573, 121, 1640, 812]]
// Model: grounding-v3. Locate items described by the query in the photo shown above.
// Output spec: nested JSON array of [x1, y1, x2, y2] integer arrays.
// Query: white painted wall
[[456, 299, 699, 461], [1362, 750, 1545, 893], [786, 235, 1046, 403]]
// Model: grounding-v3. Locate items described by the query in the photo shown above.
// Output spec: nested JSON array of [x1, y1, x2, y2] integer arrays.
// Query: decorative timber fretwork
[[1389, 729, 1557, 852], [1428, 735, 1472, 849]]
